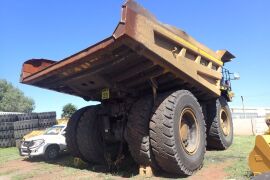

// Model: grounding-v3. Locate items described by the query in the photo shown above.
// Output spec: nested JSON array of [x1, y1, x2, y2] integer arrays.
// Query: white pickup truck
[[19, 124, 67, 160]]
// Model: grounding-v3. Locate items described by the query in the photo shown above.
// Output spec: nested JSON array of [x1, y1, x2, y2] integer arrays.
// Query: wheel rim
[[48, 148, 57, 159], [179, 108, 199, 155], [220, 108, 230, 136]]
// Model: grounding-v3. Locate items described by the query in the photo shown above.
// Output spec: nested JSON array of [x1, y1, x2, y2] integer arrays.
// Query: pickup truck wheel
[[76, 105, 106, 164], [45, 145, 59, 161], [150, 90, 206, 175], [66, 106, 90, 158], [206, 96, 233, 150], [124, 96, 158, 169]]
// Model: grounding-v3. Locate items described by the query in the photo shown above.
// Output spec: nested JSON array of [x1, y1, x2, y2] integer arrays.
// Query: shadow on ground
[[24, 153, 138, 178], [23, 153, 186, 179]]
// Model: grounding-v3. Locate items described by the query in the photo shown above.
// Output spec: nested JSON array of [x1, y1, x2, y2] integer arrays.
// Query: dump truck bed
[[21, 0, 234, 101]]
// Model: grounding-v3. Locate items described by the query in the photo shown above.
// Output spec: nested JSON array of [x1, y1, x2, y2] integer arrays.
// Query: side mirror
[[61, 131, 66, 136], [232, 73, 240, 80]]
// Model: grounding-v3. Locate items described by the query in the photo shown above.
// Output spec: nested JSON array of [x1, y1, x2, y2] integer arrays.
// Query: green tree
[[0, 79, 35, 112], [61, 103, 77, 119]]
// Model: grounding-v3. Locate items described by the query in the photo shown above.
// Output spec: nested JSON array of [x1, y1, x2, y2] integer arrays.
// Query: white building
[[231, 107, 270, 135]]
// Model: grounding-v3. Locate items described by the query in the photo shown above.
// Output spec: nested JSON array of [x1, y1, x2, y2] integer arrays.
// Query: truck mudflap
[[21, 0, 234, 101]]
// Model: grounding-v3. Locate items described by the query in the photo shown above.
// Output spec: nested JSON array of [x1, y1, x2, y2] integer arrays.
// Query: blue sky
[[1, 0, 270, 117]]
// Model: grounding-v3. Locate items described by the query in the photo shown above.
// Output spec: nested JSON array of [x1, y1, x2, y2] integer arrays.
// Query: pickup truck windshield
[[44, 126, 65, 135]]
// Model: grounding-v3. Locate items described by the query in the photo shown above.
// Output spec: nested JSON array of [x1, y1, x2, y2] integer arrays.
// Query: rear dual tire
[[66, 106, 90, 158], [125, 96, 158, 168], [76, 106, 107, 164], [150, 90, 206, 175], [67, 105, 119, 165], [125, 90, 206, 175]]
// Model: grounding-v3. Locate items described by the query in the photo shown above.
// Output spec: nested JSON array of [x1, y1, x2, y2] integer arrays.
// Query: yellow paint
[[73, 157, 87, 167], [157, 28, 223, 66], [74, 67, 81, 72], [101, 88, 110, 100], [22, 119, 68, 140], [248, 135, 270, 175], [23, 130, 45, 140], [139, 165, 153, 177]]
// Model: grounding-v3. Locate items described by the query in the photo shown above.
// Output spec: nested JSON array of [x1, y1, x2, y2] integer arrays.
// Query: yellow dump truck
[[20, 0, 237, 176]]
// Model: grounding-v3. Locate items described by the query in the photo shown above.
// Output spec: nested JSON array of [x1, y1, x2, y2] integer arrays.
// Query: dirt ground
[[0, 155, 230, 180], [0, 136, 254, 179], [192, 162, 232, 180]]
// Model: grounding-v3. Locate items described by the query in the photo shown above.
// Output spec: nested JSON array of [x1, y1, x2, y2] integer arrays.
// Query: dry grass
[[0, 136, 256, 179]]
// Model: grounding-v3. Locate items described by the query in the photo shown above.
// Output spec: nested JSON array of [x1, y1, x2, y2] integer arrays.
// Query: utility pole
[[241, 96, 255, 135], [241, 96, 246, 119]]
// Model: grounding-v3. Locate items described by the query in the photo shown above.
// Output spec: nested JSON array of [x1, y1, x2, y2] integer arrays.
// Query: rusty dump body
[[21, 0, 234, 102]]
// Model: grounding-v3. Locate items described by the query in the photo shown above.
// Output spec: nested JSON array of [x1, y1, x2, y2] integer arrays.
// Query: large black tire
[[0, 122, 14, 131], [206, 96, 233, 150], [150, 90, 206, 175], [0, 115, 17, 123], [0, 130, 14, 139], [124, 96, 157, 168], [0, 138, 15, 147], [66, 106, 90, 158], [76, 105, 106, 164]]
